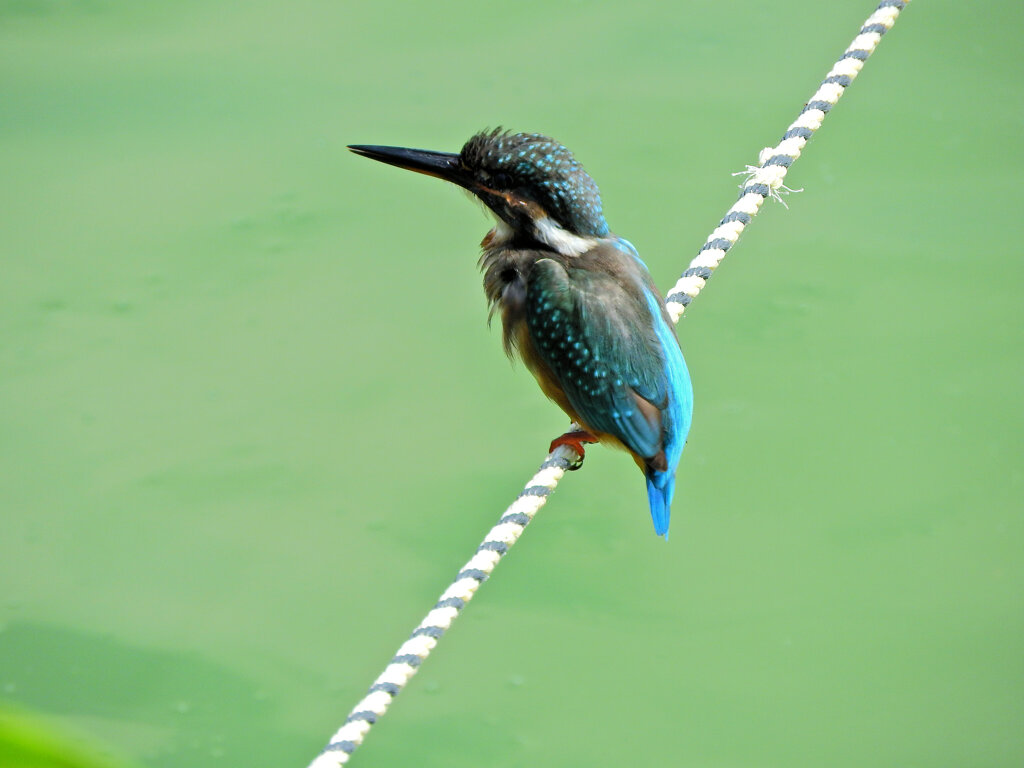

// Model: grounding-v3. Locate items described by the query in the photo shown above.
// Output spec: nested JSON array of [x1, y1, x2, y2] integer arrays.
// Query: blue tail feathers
[[646, 470, 675, 538], [639, 288, 693, 539]]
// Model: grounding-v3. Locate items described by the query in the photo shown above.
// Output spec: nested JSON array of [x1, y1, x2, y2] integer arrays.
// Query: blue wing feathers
[[641, 287, 693, 538], [526, 244, 693, 536]]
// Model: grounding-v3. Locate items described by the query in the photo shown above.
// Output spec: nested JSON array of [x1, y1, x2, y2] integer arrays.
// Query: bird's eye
[[491, 171, 513, 189]]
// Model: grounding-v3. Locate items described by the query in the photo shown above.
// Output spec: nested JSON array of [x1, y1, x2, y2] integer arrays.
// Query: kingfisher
[[349, 129, 693, 537]]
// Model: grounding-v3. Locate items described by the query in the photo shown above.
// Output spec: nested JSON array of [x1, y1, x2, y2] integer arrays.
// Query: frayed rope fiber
[[309, 2, 911, 765]]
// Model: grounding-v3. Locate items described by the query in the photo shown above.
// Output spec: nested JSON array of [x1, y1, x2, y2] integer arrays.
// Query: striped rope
[[665, 0, 908, 322], [309, 450, 579, 767], [309, 1, 910, 764]]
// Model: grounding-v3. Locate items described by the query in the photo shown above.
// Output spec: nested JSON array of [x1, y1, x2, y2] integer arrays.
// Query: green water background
[[2, 1, 1022, 765]]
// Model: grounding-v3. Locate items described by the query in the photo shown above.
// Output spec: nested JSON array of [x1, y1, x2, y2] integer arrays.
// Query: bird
[[348, 129, 693, 537]]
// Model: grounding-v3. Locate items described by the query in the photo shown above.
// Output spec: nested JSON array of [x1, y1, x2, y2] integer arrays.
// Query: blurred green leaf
[[0, 705, 138, 768]]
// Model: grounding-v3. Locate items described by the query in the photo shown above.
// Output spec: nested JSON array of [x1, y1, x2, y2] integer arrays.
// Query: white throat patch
[[486, 218, 515, 247], [532, 217, 598, 257]]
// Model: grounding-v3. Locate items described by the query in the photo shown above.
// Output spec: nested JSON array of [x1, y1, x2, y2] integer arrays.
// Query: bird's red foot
[[549, 430, 599, 470]]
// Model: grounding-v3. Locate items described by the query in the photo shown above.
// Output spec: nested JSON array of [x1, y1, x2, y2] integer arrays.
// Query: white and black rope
[[309, 449, 579, 767], [665, 0, 908, 322], [309, 1, 910, 764]]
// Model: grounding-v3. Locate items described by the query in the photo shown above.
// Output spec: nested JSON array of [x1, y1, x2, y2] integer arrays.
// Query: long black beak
[[348, 144, 471, 188]]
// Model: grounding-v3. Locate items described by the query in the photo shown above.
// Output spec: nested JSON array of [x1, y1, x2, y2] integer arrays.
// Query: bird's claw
[[549, 430, 599, 470]]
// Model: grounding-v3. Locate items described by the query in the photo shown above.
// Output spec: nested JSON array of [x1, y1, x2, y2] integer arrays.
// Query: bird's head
[[349, 129, 609, 255]]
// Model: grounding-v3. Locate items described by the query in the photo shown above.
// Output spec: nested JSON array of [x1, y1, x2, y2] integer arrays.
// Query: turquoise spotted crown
[[460, 129, 610, 237]]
